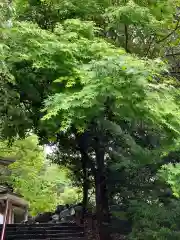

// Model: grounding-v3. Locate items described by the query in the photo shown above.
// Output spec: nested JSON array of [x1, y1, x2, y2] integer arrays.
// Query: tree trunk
[[77, 132, 90, 224], [81, 151, 88, 223], [95, 147, 112, 240]]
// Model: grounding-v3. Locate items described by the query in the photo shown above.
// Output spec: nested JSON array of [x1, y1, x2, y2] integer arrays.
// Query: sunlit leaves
[[159, 163, 180, 198], [44, 51, 180, 142], [104, 0, 179, 56], [0, 136, 59, 215]]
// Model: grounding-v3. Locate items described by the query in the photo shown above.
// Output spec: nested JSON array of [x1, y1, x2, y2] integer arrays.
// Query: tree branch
[[145, 36, 155, 57], [166, 52, 180, 57], [124, 24, 130, 53], [157, 20, 180, 44]]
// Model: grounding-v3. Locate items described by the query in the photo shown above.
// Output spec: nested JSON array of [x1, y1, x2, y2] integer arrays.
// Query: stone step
[[6, 232, 84, 236], [1, 223, 79, 228], [5, 227, 82, 231], [2, 225, 82, 231], [5, 238, 85, 240], [6, 229, 80, 234], [6, 233, 84, 239], [2, 223, 85, 240]]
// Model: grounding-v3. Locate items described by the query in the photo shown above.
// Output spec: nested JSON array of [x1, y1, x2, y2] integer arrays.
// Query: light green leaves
[[0, 136, 63, 215], [159, 163, 180, 198], [44, 48, 180, 142]]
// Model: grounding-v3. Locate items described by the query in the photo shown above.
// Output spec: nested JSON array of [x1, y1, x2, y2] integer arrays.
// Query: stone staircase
[[1, 222, 85, 240]]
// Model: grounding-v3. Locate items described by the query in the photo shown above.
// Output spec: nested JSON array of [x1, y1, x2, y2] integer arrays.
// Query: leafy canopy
[[0, 135, 78, 215]]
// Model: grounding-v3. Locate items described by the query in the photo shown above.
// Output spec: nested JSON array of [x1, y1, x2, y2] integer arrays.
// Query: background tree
[[0, 135, 80, 215]]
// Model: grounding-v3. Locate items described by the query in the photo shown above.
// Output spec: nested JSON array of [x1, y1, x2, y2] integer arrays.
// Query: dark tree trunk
[[95, 147, 112, 240], [76, 129, 111, 239], [81, 151, 88, 223], [77, 132, 90, 224]]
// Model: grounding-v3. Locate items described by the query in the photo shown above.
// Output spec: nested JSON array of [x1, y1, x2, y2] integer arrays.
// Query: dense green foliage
[[0, 136, 80, 215], [1, 0, 180, 239]]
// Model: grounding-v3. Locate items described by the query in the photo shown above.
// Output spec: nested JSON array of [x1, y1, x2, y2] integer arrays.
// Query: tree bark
[[81, 151, 88, 223], [76, 129, 111, 239], [95, 146, 112, 240], [124, 24, 129, 53], [77, 132, 90, 224]]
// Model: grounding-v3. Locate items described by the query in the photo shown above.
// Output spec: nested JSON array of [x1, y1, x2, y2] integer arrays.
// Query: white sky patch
[[44, 145, 54, 155]]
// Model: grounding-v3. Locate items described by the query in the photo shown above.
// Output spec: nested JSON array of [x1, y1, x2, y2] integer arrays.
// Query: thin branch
[[166, 52, 180, 57], [165, 43, 177, 60], [124, 24, 130, 53], [157, 20, 180, 44], [170, 72, 180, 74], [145, 36, 155, 57]]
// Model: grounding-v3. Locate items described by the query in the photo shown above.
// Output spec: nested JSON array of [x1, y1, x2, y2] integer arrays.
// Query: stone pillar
[[1, 199, 9, 240], [24, 207, 28, 222], [11, 208, 14, 224], [7, 201, 13, 224]]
